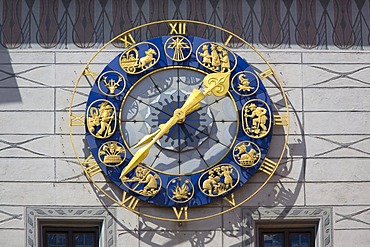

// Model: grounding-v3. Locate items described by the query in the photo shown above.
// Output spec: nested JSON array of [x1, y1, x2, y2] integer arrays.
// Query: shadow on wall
[[0, 51, 22, 104]]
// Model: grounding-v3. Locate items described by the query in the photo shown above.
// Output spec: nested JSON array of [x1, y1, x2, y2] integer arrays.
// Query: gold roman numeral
[[121, 191, 140, 210], [173, 207, 188, 220], [70, 113, 84, 126], [118, 33, 136, 48], [259, 68, 274, 79], [83, 67, 98, 80], [274, 114, 289, 126], [259, 158, 278, 175], [82, 154, 102, 177], [223, 193, 236, 207], [224, 35, 233, 46], [169, 22, 186, 34]]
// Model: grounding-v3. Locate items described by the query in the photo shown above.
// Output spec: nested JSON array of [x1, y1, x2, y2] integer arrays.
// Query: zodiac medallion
[[166, 177, 194, 203], [233, 141, 261, 168], [196, 42, 236, 73], [121, 166, 161, 197], [231, 71, 260, 96], [98, 141, 126, 167], [119, 42, 159, 74], [242, 99, 272, 138], [98, 71, 126, 96], [87, 100, 116, 139], [164, 35, 192, 62], [199, 164, 239, 197]]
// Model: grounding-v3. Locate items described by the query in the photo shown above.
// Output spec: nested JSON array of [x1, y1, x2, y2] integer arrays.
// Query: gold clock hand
[[179, 71, 230, 119], [119, 72, 230, 179], [120, 116, 178, 178]]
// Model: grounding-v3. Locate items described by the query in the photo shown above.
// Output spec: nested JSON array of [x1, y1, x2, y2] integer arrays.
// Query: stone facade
[[0, 0, 370, 246]]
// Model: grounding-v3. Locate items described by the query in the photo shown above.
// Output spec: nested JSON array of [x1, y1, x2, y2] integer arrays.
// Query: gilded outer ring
[[119, 66, 239, 176], [164, 35, 193, 62], [69, 19, 290, 222]]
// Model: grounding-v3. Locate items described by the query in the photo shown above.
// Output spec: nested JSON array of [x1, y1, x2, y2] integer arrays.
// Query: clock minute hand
[[180, 71, 231, 118], [119, 72, 230, 179]]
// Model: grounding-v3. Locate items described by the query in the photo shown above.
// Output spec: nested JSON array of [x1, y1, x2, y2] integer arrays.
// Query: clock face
[[69, 20, 289, 221]]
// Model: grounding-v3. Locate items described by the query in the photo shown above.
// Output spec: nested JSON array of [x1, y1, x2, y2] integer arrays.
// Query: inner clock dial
[[120, 68, 238, 175]]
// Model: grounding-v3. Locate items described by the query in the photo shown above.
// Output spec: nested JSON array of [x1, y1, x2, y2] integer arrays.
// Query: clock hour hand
[[120, 116, 178, 179], [119, 72, 230, 179]]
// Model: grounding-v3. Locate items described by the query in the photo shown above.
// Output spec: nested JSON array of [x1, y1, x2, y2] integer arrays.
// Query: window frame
[[39, 220, 102, 247], [255, 220, 318, 247]]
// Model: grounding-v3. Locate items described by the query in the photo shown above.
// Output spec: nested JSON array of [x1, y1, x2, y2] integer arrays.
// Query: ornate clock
[[69, 20, 289, 222]]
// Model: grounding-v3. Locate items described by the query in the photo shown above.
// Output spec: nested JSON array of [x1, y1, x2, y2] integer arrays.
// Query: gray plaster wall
[[0, 48, 369, 246]]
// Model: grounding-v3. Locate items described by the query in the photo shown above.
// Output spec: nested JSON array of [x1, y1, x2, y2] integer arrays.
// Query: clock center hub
[[174, 108, 186, 124]]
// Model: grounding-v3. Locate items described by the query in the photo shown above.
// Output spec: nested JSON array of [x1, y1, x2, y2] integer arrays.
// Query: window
[[39, 221, 101, 247], [256, 221, 318, 247]]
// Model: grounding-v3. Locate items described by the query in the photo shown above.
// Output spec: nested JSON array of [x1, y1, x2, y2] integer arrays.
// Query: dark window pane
[[47, 233, 67, 247], [75, 233, 95, 247], [290, 233, 311, 247], [263, 233, 284, 247]]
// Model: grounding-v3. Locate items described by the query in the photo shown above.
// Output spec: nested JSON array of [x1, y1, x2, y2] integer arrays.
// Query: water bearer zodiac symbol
[[233, 141, 261, 168], [87, 101, 116, 138]]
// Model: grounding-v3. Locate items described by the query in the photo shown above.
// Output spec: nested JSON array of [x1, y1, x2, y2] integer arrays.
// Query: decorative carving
[[231, 71, 260, 96], [98, 71, 126, 96], [98, 141, 126, 167], [196, 42, 236, 72], [121, 166, 161, 197], [242, 99, 271, 138], [165, 35, 192, 61], [233, 141, 261, 168], [199, 164, 239, 197], [119, 42, 159, 74], [166, 177, 194, 203], [87, 100, 116, 139]]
